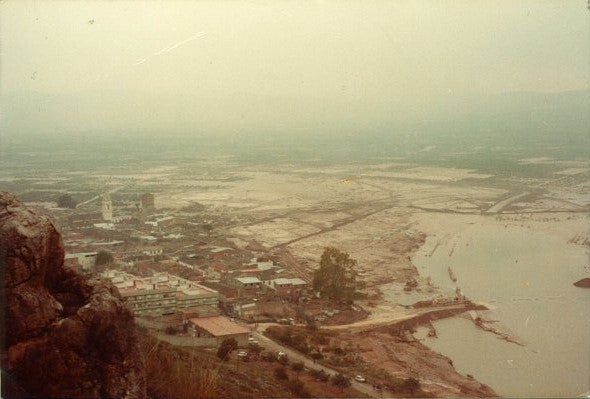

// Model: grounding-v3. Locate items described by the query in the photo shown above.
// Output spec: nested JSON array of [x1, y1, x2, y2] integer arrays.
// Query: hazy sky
[[1, 1, 588, 136]]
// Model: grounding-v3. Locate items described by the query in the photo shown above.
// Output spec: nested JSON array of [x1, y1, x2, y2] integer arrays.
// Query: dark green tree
[[312, 247, 364, 301], [95, 250, 114, 266], [216, 338, 238, 361], [57, 194, 77, 209]]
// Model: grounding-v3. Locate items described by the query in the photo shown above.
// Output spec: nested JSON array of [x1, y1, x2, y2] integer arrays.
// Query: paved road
[[251, 329, 378, 398]]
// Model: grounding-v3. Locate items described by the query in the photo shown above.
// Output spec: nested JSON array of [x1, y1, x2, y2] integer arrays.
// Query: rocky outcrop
[[1, 192, 146, 399], [573, 278, 590, 288]]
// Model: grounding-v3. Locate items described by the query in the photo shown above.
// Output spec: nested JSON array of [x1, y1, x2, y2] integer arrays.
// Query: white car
[[237, 351, 248, 358], [354, 375, 366, 383]]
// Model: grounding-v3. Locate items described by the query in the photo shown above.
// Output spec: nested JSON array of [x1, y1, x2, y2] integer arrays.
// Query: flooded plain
[[412, 216, 590, 397]]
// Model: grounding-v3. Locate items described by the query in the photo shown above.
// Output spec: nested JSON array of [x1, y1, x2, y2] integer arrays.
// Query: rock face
[[573, 278, 590, 288], [0, 192, 146, 399]]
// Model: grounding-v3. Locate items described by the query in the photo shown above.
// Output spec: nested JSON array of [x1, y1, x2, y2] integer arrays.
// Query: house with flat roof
[[267, 277, 308, 300], [102, 270, 219, 316], [65, 252, 98, 270], [232, 276, 263, 297], [140, 246, 163, 256], [234, 276, 263, 288], [188, 316, 251, 346]]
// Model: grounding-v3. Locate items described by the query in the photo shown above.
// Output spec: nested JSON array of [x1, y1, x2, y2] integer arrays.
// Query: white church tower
[[101, 193, 113, 221]]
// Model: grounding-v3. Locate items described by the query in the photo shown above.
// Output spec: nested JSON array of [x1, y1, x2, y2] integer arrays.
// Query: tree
[[291, 361, 304, 373], [402, 377, 420, 396], [277, 355, 289, 366], [274, 366, 288, 380], [216, 338, 238, 361], [249, 343, 263, 355], [312, 247, 365, 301], [164, 326, 177, 335], [309, 368, 329, 382], [57, 194, 77, 209], [287, 378, 311, 398], [331, 373, 351, 389], [310, 351, 324, 362], [261, 351, 276, 362], [301, 313, 318, 331], [95, 250, 114, 266]]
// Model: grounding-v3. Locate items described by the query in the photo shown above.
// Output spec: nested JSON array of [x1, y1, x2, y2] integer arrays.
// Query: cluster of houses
[[101, 270, 255, 347], [219, 257, 309, 300], [58, 191, 314, 347]]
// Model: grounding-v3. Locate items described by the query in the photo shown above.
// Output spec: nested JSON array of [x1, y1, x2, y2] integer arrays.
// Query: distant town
[[59, 191, 327, 340]]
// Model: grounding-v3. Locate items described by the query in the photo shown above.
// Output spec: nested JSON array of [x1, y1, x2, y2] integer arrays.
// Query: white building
[[101, 193, 113, 221], [141, 247, 163, 256], [101, 270, 219, 316], [65, 252, 98, 270]]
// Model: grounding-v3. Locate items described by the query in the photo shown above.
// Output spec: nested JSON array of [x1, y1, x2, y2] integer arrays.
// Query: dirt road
[[251, 329, 377, 398], [324, 303, 473, 332], [269, 201, 394, 250], [250, 302, 478, 398]]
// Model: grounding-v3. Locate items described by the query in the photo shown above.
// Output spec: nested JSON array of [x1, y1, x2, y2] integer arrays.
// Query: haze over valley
[[1, 1, 588, 398]]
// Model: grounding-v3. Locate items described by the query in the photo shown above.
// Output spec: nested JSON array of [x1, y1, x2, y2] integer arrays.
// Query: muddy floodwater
[[412, 220, 590, 397]]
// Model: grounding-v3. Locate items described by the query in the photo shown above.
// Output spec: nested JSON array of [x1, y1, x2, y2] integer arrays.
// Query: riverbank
[[332, 303, 498, 398]]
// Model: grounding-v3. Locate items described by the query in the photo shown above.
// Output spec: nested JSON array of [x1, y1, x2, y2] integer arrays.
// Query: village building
[[233, 276, 263, 296], [67, 212, 103, 228], [101, 270, 219, 316], [244, 258, 275, 271], [235, 302, 258, 319], [89, 240, 125, 248], [187, 316, 251, 346], [101, 193, 113, 221], [112, 215, 133, 223], [141, 246, 163, 256], [64, 252, 98, 271], [144, 215, 175, 229], [266, 277, 308, 300]]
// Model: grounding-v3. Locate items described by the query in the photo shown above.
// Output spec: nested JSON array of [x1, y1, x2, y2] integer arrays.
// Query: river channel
[[411, 220, 589, 397]]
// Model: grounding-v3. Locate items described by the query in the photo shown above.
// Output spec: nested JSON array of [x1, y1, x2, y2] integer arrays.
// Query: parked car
[[354, 375, 366, 383], [237, 351, 248, 358]]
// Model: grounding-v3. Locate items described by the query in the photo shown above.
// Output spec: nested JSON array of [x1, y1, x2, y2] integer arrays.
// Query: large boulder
[[0, 192, 146, 398], [573, 278, 590, 288]]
